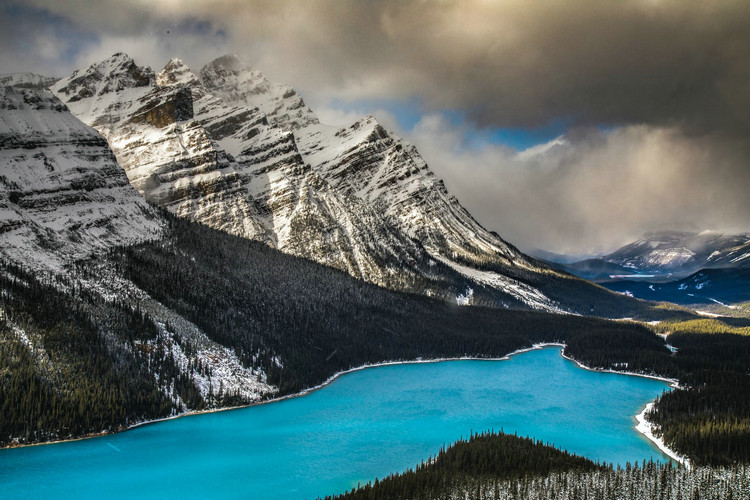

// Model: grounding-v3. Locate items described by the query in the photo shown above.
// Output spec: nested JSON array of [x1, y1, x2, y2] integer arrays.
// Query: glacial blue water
[[0, 347, 671, 499]]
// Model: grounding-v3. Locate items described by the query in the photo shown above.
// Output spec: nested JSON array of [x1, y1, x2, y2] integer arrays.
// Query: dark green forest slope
[[328, 432, 749, 500], [112, 217, 677, 394]]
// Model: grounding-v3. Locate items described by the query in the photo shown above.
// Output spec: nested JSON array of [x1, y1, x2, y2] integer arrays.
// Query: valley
[[1, 46, 749, 500]]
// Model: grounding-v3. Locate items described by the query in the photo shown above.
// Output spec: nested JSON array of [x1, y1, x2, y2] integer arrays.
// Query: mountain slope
[[50, 53, 652, 316], [0, 85, 163, 271], [0, 84, 277, 443], [603, 268, 750, 306], [191, 54, 531, 269]]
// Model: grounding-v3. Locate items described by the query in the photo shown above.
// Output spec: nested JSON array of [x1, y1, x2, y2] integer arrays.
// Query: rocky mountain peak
[[156, 58, 198, 87], [202, 54, 245, 75], [54, 52, 153, 103], [197, 55, 318, 131]]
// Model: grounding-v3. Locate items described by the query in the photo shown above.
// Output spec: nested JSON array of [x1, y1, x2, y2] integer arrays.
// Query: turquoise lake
[[0, 347, 671, 499]]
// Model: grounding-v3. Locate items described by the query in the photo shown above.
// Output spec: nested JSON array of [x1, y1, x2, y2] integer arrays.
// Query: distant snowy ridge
[[602, 230, 750, 275]]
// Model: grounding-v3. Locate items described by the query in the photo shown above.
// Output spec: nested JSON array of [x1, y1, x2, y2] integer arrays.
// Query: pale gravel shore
[[636, 403, 691, 469], [3, 341, 685, 468]]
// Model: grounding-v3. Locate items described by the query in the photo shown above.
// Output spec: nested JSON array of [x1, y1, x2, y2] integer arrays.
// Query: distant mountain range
[[603, 231, 750, 275], [604, 268, 750, 306], [544, 230, 750, 282], [536, 230, 750, 307]]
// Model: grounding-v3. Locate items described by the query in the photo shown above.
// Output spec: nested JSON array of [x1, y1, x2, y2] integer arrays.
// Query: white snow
[[635, 403, 691, 468], [708, 298, 737, 309], [433, 254, 568, 313], [694, 310, 726, 318], [456, 287, 473, 306]]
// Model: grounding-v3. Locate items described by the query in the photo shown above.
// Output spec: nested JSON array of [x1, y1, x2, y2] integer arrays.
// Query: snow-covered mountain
[[0, 84, 163, 271], [45, 52, 651, 315], [603, 231, 750, 276], [48, 53, 571, 311]]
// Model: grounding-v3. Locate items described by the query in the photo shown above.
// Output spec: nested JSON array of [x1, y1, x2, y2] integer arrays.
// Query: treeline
[[111, 216, 671, 395], [0, 262, 198, 446], [647, 332, 750, 465], [654, 316, 750, 336], [327, 431, 750, 500], [326, 431, 603, 500], [326, 433, 750, 500]]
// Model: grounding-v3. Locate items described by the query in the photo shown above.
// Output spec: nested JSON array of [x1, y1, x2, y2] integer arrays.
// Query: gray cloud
[[5, 0, 750, 253], [404, 117, 750, 254], [21, 0, 749, 135]]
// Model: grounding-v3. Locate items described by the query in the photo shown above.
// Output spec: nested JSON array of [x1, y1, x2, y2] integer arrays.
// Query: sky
[[2, 0, 749, 255]]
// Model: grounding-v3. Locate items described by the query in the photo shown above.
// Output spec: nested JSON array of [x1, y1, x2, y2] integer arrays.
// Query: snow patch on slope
[[433, 255, 567, 313]]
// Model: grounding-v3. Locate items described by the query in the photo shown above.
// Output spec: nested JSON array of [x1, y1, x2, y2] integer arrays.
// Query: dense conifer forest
[[0, 263, 177, 445], [328, 432, 750, 500], [111, 216, 672, 395]]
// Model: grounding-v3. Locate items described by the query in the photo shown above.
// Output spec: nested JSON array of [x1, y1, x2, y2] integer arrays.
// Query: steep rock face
[[297, 117, 532, 268], [198, 55, 319, 131], [52, 56, 273, 245], [192, 56, 535, 270], [52, 53, 639, 314], [52, 55, 439, 292], [0, 85, 163, 271]]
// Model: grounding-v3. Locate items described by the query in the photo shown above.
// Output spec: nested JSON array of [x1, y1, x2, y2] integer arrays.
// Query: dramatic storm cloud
[[3, 0, 749, 253]]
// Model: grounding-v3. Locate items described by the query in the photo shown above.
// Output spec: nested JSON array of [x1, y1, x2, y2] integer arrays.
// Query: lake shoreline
[[635, 403, 690, 468], [1, 342, 683, 467]]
